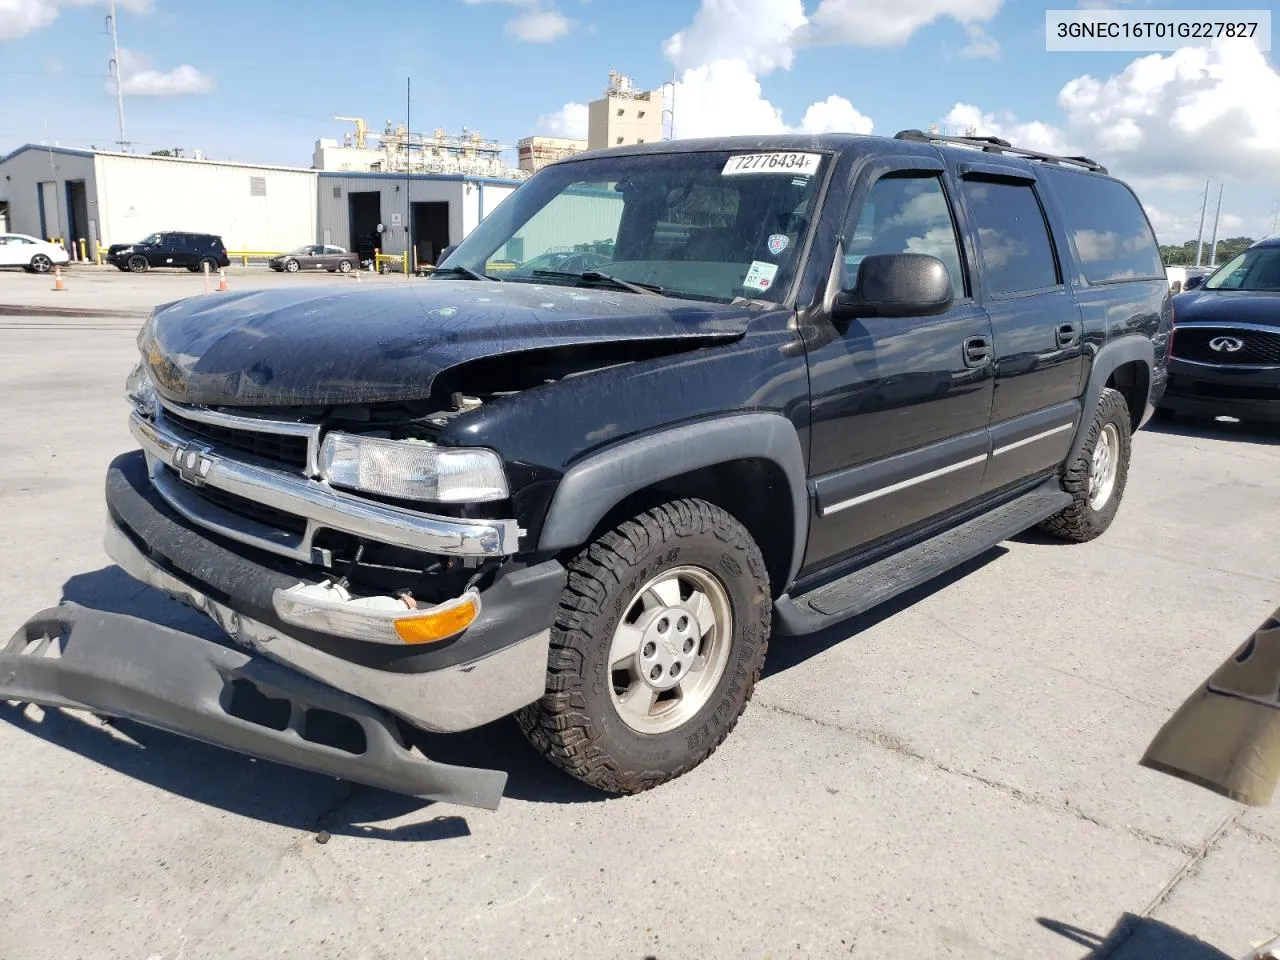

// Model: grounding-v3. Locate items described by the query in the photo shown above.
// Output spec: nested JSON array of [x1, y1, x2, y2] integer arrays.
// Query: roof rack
[[893, 129, 1107, 174]]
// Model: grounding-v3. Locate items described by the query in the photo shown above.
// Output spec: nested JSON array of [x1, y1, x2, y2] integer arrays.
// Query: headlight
[[118, 246, 133, 254], [125, 361, 158, 418], [319, 432, 509, 503]]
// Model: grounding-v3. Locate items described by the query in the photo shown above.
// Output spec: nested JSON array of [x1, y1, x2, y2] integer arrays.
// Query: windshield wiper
[[530, 269, 663, 297], [431, 265, 497, 281]]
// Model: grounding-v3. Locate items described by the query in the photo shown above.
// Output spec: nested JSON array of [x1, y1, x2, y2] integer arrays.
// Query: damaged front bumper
[[2, 604, 508, 809]]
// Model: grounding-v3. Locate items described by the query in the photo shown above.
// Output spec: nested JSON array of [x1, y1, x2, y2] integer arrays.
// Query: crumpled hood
[[1172, 289, 1280, 326], [140, 280, 755, 407]]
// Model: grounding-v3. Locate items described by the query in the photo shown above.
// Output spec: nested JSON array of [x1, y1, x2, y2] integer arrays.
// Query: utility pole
[[1193, 178, 1209, 267], [404, 76, 412, 272], [1207, 182, 1224, 267], [106, 0, 129, 151]]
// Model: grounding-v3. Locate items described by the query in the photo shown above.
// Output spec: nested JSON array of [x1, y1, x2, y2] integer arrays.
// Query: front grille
[[163, 408, 310, 470], [1173, 327, 1280, 365], [1167, 375, 1279, 402], [168, 469, 309, 535]]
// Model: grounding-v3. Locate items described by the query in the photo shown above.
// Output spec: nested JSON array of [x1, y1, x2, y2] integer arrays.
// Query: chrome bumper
[[129, 411, 522, 565], [104, 517, 551, 734]]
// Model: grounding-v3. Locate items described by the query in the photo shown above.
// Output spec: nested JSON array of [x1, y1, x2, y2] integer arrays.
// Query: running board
[[775, 485, 1071, 635]]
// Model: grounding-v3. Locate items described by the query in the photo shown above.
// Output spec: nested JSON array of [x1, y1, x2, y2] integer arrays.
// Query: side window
[[844, 174, 966, 298], [961, 179, 1060, 295], [1041, 169, 1163, 283]]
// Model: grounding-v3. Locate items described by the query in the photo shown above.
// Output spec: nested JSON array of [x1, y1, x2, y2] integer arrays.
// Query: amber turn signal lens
[[393, 596, 479, 644]]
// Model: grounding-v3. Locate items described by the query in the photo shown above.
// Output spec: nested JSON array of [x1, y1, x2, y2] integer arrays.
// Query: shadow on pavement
[[763, 548, 1007, 678], [0, 566, 608, 842], [1144, 413, 1280, 446], [1038, 915, 1234, 959]]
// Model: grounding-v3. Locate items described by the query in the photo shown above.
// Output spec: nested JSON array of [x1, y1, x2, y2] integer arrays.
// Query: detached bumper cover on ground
[[0, 603, 509, 810]]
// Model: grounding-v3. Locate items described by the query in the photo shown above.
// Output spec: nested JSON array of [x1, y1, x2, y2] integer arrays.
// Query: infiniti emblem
[[1209, 336, 1244, 353], [173, 440, 215, 487]]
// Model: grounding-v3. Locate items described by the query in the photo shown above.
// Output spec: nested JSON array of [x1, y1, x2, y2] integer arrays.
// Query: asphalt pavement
[[1, 265, 1278, 960]]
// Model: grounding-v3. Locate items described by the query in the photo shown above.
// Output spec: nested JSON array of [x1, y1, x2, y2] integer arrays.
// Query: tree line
[[1160, 237, 1255, 267]]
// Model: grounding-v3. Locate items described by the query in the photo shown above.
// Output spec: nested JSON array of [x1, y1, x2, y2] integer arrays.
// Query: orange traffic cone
[[52, 265, 66, 291], [216, 268, 229, 292]]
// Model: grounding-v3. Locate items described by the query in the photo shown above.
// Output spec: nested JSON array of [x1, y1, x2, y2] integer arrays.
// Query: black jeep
[[4, 132, 1170, 809], [106, 231, 230, 273]]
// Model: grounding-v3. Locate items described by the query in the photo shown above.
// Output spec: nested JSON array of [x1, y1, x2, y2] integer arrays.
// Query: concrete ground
[[1, 265, 1278, 960]]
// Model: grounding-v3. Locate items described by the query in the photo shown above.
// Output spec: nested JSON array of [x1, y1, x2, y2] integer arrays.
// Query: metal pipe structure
[[1208, 183, 1224, 267], [1194, 178, 1209, 267], [107, 0, 129, 151]]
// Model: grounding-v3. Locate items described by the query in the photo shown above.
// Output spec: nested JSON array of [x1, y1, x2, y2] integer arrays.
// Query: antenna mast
[[106, 0, 130, 151]]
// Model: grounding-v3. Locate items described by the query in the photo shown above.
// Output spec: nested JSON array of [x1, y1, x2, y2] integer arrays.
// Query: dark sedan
[[269, 244, 357, 274], [1160, 236, 1280, 423]]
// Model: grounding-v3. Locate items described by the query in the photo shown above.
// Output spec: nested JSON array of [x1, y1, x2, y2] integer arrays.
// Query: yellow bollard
[[78, 238, 87, 261]]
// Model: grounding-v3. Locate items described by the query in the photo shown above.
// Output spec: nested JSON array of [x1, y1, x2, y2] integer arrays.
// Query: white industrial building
[[0, 144, 522, 265]]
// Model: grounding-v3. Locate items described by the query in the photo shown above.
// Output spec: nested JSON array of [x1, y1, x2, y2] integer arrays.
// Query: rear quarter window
[[1042, 169, 1164, 284]]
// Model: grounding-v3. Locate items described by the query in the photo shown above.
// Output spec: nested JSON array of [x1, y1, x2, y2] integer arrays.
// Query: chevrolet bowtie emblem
[[173, 441, 215, 487]]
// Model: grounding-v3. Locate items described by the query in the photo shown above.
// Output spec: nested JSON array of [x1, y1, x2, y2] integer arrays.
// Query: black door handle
[[1056, 322, 1079, 348], [963, 335, 992, 367]]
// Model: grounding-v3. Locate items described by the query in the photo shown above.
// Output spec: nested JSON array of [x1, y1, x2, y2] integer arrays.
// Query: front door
[[802, 159, 995, 572], [950, 164, 1085, 493]]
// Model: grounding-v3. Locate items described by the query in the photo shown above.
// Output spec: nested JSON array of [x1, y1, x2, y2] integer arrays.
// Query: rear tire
[[516, 499, 771, 794], [1039, 387, 1132, 542], [127, 255, 148, 273]]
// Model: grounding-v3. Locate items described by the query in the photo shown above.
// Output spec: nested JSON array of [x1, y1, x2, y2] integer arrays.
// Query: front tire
[[29, 254, 52, 273], [284, 258, 300, 273], [127, 255, 148, 273], [337, 259, 353, 273], [1039, 387, 1132, 542], [516, 499, 771, 794]]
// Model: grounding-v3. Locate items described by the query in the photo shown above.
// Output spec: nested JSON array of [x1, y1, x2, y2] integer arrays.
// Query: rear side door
[[802, 157, 996, 571], [950, 161, 1085, 494], [145, 234, 170, 267]]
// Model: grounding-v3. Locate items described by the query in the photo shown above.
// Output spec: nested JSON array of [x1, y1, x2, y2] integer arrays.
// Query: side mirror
[[1184, 274, 1205, 290], [832, 253, 954, 320]]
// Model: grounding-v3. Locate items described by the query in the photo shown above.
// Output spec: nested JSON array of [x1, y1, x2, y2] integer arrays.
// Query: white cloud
[[940, 103, 1075, 155], [799, 95, 873, 135], [505, 7, 570, 41], [1057, 39, 1280, 187], [671, 60, 788, 138], [0, 0, 59, 39], [671, 59, 873, 139], [959, 23, 999, 58], [112, 48, 213, 97], [663, 0, 807, 76], [2, 0, 152, 41], [1143, 204, 1245, 244], [536, 102, 588, 139], [806, 0, 1002, 48]]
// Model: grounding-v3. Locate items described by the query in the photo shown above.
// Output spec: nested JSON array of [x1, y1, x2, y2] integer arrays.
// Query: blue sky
[[3, 0, 1278, 245]]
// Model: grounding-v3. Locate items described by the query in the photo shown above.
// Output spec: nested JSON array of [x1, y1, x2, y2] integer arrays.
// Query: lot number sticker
[[743, 260, 779, 292], [722, 152, 821, 176]]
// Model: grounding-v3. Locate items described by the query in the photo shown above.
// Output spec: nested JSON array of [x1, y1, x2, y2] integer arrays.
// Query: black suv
[[6, 132, 1170, 810], [106, 231, 230, 273], [1161, 235, 1280, 423]]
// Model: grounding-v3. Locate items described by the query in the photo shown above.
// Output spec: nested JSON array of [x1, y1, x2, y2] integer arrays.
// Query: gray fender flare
[[1065, 335, 1154, 465], [537, 413, 810, 589]]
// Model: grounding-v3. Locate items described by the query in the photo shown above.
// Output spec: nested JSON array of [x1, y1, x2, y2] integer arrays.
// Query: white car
[[0, 233, 70, 273]]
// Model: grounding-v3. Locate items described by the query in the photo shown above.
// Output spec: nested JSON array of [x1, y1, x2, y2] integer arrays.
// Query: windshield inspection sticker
[[744, 260, 779, 292], [722, 152, 821, 176], [767, 234, 790, 256]]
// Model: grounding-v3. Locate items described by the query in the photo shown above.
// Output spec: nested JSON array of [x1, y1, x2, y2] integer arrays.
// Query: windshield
[[139, 233, 162, 245], [290, 245, 314, 255], [439, 149, 830, 303], [1204, 247, 1280, 292]]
